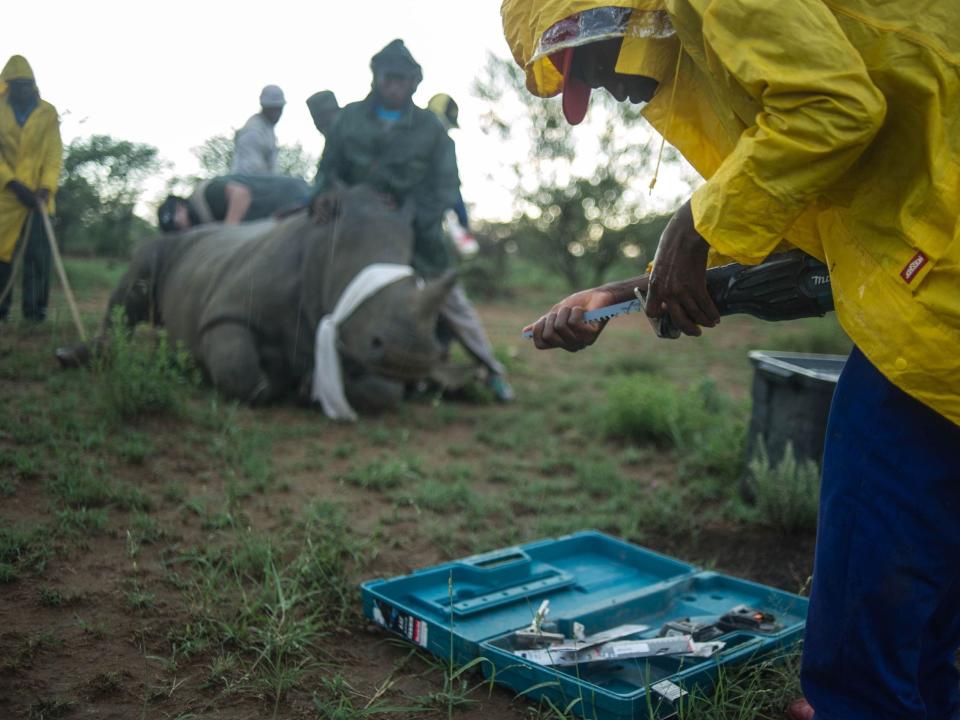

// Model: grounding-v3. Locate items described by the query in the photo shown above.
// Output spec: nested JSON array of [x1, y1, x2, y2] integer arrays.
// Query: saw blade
[[521, 299, 643, 338]]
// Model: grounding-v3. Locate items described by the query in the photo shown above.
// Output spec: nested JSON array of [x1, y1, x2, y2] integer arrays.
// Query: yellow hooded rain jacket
[[0, 55, 62, 263], [503, 0, 960, 426]]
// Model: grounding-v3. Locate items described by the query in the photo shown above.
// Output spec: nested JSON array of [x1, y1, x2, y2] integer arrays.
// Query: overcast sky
[[9, 0, 690, 221]]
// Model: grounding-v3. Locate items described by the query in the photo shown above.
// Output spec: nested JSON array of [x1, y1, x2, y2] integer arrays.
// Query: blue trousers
[[802, 347, 960, 719]]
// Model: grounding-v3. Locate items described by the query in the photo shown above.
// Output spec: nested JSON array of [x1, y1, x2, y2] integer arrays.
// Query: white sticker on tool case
[[372, 600, 429, 648], [652, 680, 688, 703]]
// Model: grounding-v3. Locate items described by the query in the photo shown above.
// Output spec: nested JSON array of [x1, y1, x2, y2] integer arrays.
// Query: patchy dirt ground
[[0, 263, 840, 719]]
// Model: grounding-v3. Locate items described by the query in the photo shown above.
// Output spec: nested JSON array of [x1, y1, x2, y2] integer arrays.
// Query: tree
[[190, 135, 317, 182], [57, 135, 160, 257], [277, 142, 317, 182], [473, 53, 692, 288], [192, 134, 235, 176]]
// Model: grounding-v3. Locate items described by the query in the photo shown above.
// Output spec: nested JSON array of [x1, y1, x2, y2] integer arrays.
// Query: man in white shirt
[[231, 85, 284, 175]]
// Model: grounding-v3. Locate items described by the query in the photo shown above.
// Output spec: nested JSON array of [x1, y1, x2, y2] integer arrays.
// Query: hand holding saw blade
[[521, 297, 644, 339], [522, 251, 833, 340]]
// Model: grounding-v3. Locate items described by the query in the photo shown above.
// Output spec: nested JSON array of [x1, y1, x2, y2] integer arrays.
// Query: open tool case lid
[[361, 531, 808, 719]]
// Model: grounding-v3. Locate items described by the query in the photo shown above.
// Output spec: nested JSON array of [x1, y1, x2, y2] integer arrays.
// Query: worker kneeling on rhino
[[157, 173, 309, 231], [57, 185, 455, 421], [503, 1, 960, 719]]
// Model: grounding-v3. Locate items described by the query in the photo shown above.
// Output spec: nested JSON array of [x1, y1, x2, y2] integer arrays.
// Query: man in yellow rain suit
[[503, 2, 960, 718], [0, 55, 61, 323]]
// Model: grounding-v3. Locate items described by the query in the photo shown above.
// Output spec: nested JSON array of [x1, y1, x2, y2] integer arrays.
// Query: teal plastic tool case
[[361, 531, 807, 719]]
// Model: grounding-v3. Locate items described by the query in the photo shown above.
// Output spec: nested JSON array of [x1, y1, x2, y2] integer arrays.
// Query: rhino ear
[[416, 269, 457, 320]]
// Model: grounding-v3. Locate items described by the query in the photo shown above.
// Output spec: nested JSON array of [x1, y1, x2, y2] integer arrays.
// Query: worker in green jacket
[[312, 39, 459, 280], [312, 40, 514, 401]]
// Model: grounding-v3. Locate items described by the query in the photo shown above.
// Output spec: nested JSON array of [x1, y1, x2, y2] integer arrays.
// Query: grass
[[54, 507, 109, 536], [0, 524, 51, 581], [167, 500, 367, 710], [124, 583, 156, 610], [3, 631, 64, 674], [38, 586, 81, 607], [62, 257, 127, 293], [94, 310, 199, 422], [409, 478, 478, 513], [82, 671, 126, 699], [742, 443, 821, 534], [116, 430, 155, 464], [0, 256, 822, 720], [677, 650, 803, 720], [27, 697, 75, 720], [343, 457, 423, 491], [2, 447, 44, 478], [47, 459, 150, 512], [312, 672, 433, 719], [600, 375, 748, 484]]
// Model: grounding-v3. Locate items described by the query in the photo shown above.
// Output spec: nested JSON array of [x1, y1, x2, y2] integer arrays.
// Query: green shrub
[[748, 442, 820, 533], [457, 232, 511, 300], [61, 258, 127, 294], [38, 587, 66, 607], [95, 311, 198, 421], [601, 375, 747, 482], [0, 525, 50, 581], [603, 375, 678, 443]]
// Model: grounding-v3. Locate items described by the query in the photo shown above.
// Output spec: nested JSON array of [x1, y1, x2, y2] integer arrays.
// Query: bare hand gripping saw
[[522, 250, 834, 339]]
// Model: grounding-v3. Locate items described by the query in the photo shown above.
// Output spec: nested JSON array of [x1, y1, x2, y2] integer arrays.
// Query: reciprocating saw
[[522, 250, 833, 339]]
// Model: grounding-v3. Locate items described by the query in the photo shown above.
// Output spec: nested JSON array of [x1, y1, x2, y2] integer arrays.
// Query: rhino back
[[159, 219, 309, 359]]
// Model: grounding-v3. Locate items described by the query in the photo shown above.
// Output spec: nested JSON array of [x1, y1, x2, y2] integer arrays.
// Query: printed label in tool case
[[372, 600, 429, 648]]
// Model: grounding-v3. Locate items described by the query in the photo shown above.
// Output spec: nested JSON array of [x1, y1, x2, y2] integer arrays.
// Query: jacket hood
[[370, 39, 423, 86], [1, 55, 35, 92], [500, 0, 670, 98]]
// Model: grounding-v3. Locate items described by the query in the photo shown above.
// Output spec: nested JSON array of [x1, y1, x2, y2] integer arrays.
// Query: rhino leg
[[201, 324, 278, 405], [56, 256, 158, 368], [344, 373, 405, 415]]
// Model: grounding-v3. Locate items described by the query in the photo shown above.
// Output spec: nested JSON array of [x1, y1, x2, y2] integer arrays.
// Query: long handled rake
[[38, 205, 87, 342]]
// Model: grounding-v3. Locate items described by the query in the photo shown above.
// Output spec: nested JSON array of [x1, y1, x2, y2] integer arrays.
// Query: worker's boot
[[785, 698, 814, 720], [487, 374, 515, 403], [54, 342, 92, 369]]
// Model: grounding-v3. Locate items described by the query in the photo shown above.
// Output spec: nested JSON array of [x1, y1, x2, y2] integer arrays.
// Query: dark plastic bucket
[[743, 351, 847, 490]]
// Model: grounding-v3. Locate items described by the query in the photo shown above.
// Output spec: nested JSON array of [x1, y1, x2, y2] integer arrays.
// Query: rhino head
[[309, 186, 456, 384], [338, 270, 457, 381]]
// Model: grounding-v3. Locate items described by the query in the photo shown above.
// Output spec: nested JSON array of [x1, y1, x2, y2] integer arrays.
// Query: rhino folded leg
[[56, 268, 155, 369], [343, 373, 405, 415], [202, 324, 278, 405]]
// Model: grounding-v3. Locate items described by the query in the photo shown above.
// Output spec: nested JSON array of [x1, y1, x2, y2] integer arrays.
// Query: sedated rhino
[[57, 186, 455, 417]]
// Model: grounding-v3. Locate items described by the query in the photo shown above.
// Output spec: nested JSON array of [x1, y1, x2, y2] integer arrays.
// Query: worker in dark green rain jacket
[[312, 39, 459, 279]]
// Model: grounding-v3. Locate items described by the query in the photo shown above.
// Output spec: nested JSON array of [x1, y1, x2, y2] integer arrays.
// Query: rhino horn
[[416, 270, 457, 320]]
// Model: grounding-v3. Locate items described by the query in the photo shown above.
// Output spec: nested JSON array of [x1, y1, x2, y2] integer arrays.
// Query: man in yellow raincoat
[[503, 2, 960, 718], [0, 55, 61, 322]]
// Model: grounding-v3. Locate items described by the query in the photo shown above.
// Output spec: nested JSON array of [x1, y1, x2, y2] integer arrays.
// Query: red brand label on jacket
[[900, 252, 927, 283]]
